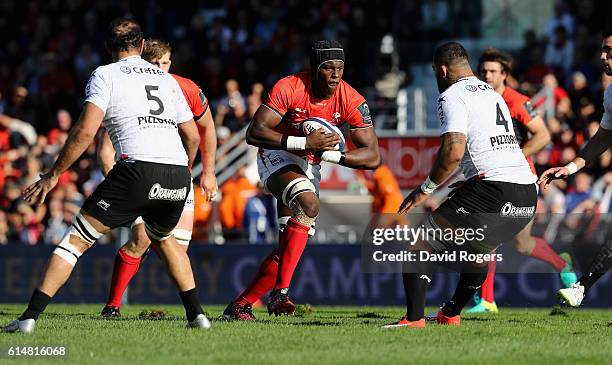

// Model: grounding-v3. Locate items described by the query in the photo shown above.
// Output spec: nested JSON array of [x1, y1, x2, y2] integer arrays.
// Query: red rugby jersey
[[502, 86, 538, 174], [264, 72, 372, 160]]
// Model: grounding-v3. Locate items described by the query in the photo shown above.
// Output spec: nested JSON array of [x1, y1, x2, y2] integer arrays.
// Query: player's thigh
[[175, 184, 195, 231], [511, 219, 535, 253], [81, 161, 146, 228]]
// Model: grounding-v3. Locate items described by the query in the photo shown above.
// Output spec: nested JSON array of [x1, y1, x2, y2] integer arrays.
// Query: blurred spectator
[[544, 26, 574, 81], [4, 86, 35, 128], [247, 83, 264, 119], [0, 91, 6, 114], [215, 79, 247, 132], [43, 198, 68, 245], [193, 183, 213, 242], [219, 167, 256, 240], [73, 44, 101, 86], [47, 109, 72, 146], [565, 172, 593, 214], [420, 0, 450, 39], [0, 210, 8, 245], [358, 165, 409, 228], [242, 183, 277, 244], [544, 0, 574, 43]]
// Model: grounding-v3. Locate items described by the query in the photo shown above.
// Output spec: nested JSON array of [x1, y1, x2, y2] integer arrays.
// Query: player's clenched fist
[[305, 129, 340, 152]]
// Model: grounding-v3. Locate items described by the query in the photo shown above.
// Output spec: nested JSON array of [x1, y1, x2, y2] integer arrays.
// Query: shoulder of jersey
[[283, 72, 308, 87], [503, 86, 529, 104], [273, 72, 308, 94], [338, 78, 361, 97], [91, 63, 112, 75], [171, 73, 199, 91]]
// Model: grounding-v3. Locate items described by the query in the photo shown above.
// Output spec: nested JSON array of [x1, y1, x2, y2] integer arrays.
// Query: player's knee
[[172, 228, 192, 246], [512, 240, 531, 255], [299, 197, 319, 218], [53, 214, 104, 266], [133, 230, 152, 249], [143, 221, 173, 243]]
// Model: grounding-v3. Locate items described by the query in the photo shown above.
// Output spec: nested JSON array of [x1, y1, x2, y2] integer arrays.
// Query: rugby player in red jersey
[[464, 48, 577, 314], [223, 40, 381, 320], [99, 39, 217, 317]]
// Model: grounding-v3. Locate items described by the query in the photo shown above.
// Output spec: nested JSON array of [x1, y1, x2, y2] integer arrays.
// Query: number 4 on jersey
[[496, 102, 509, 132]]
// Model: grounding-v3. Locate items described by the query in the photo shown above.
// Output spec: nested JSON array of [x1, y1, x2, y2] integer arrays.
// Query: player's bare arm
[[539, 126, 612, 187], [338, 126, 381, 169], [97, 130, 115, 177], [399, 132, 465, 214], [195, 107, 218, 201], [246, 104, 340, 151], [23, 102, 104, 206], [177, 119, 200, 169], [522, 116, 550, 156]]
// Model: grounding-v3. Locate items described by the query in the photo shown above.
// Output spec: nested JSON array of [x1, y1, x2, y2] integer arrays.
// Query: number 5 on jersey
[[145, 85, 164, 115]]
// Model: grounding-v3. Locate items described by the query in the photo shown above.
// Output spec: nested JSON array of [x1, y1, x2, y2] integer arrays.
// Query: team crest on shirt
[[332, 112, 341, 123]]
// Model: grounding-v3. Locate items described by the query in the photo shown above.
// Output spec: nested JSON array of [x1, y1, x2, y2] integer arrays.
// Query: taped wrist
[[281, 136, 307, 151]]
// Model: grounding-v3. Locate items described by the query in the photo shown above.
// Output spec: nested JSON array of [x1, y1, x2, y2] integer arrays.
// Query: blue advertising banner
[[1, 244, 611, 307]]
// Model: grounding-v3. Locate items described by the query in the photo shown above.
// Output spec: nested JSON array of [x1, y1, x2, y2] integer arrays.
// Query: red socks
[[481, 259, 496, 303], [235, 218, 310, 304], [235, 250, 280, 305], [106, 249, 142, 308], [274, 218, 310, 290], [530, 237, 566, 272]]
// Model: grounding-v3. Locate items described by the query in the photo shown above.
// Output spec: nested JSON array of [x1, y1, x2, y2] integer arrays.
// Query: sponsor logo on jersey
[[267, 154, 283, 166], [500, 202, 535, 218], [120, 66, 132, 74], [465, 85, 477, 92], [97, 199, 110, 211], [490, 134, 518, 148], [456, 206, 470, 216], [138, 115, 177, 128], [132, 67, 164, 75], [437, 97, 445, 125], [148, 184, 187, 201], [419, 275, 431, 283]]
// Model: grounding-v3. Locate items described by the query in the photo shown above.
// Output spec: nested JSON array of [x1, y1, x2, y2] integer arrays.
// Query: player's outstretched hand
[[398, 187, 428, 214], [22, 172, 59, 206], [305, 129, 340, 152], [200, 171, 218, 202], [537, 166, 570, 189]]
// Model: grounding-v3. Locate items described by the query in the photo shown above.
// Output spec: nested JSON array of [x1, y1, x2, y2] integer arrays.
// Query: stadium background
[[0, 0, 610, 306]]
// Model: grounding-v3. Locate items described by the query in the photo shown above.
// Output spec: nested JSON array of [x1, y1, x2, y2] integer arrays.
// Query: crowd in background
[[0, 0, 610, 245]]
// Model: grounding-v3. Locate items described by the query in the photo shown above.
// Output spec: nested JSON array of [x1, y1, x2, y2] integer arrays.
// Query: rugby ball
[[301, 117, 346, 151]]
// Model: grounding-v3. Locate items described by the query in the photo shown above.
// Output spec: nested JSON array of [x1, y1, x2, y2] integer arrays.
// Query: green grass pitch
[[1, 304, 612, 365]]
